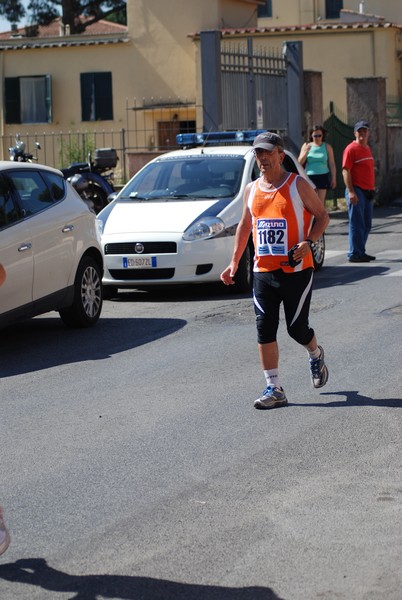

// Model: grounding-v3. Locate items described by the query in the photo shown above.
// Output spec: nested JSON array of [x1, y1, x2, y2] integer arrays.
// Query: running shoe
[[254, 386, 288, 409], [309, 345, 328, 388], [0, 508, 10, 556]]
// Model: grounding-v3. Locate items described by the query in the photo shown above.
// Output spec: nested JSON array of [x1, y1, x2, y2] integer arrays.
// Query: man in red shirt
[[342, 120, 376, 262]]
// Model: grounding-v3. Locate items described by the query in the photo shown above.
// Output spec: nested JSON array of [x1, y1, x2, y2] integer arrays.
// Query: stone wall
[[383, 125, 402, 202], [345, 77, 401, 204], [303, 71, 324, 138]]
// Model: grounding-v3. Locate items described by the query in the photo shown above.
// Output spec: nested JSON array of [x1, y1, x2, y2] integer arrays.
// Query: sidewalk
[[328, 196, 402, 219]]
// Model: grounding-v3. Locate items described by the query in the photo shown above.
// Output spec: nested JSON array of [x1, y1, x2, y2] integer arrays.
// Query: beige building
[[254, 0, 402, 118], [257, 0, 402, 25], [0, 0, 401, 179], [217, 22, 402, 122], [0, 0, 263, 176]]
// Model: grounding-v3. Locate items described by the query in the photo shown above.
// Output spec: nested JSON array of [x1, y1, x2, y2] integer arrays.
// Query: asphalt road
[[1, 203, 402, 600]]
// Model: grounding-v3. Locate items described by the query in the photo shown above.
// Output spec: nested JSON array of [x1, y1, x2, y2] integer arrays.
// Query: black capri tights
[[253, 268, 315, 346]]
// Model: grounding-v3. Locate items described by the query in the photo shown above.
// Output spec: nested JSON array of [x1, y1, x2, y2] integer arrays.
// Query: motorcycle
[[9, 134, 41, 162], [61, 147, 119, 214]]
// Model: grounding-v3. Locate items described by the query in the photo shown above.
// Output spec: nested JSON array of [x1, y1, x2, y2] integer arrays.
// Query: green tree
[[0, 0, 127, 35]]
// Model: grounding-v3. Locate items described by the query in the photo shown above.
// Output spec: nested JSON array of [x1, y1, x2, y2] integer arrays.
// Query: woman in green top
[[298, 125, 336, 204]]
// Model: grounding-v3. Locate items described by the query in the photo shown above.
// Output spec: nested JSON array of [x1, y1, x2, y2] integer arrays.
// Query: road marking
[[376, 250, 402, 276], [374, 250, 402, 259], [324, 250, 345, 258], [326, 250, 401, 261], [324, 250, 402, 275]]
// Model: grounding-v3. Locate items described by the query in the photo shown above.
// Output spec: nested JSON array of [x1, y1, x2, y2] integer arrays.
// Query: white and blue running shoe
[[254, 386, 288, 410]]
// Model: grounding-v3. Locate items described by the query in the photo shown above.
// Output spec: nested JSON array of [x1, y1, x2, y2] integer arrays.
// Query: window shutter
[[81, 72, 113, 121], [80, 72, 93, 121], [5, 78, 21, 124], [326, 0, 343, 19], [258, 1, 272, 18], [45, 74, 52, 123], [94, 72, 113, 121]]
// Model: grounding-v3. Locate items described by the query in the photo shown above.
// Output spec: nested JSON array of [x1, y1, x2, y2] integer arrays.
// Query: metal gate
[[200, 32, 304, 154], [220, 39, 287, 133]]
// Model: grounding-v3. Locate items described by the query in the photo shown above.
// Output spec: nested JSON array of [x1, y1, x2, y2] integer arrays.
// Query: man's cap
[[253, 131, 284, 151], [354, 120, 369, 132]]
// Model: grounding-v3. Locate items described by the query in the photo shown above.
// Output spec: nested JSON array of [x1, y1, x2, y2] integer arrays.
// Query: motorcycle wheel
[[84, 184, 109, 214]]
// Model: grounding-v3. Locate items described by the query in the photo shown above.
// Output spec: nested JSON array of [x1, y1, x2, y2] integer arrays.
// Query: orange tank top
[[248, 172, 314, 273]]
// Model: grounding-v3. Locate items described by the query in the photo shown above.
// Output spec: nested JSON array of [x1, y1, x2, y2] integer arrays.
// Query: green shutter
[[80, 72, 113, 121], [45, 74, 52, 123], [4, 78, 21, 124], [80, 72, 93, 121], [94, 72, 113, 121]]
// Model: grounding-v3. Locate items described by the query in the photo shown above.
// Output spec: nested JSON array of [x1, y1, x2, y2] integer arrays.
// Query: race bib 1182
[[256, 218, 288, 256]]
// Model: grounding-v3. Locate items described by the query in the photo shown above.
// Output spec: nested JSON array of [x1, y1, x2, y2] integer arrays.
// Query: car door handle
[[62, 225, 74, 232], [18, 243, 32, 252]]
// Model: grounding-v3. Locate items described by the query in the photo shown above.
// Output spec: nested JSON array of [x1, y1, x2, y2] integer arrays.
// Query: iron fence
[[1, 98, 199, 184]]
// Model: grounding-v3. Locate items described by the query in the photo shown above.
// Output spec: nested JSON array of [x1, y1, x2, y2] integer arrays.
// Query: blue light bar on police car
[[176, 130, 266, 147]]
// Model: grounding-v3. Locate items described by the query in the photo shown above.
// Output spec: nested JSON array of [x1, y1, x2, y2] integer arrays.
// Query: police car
[[98, 130, 325, 297]]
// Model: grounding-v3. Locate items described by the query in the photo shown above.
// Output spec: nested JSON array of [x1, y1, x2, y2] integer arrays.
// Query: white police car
[[98, 131, 325, 297]]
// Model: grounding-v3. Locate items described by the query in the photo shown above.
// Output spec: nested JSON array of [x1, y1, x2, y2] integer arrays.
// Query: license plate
[[122, 257, 157, 268]]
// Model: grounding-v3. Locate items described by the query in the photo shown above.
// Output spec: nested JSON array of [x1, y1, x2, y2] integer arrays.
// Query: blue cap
[[354, 120, 369, 132]]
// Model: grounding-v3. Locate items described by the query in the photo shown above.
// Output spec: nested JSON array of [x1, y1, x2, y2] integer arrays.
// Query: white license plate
[[122, 257, 157, 268]]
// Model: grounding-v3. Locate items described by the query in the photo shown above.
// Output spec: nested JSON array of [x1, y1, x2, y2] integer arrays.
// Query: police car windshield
[[119, 157, 245, 201]]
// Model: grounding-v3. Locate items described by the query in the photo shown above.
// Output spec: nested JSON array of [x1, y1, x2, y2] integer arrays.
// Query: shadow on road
[[0, 558, 284, 600], [313, 264, 392, 290], [293, 390, 402, 408], [108, 282, 250, 304], [0, 317, 186, 378]]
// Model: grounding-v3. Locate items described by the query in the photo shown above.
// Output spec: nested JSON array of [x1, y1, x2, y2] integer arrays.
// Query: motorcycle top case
[[93, 148, 118, 169]]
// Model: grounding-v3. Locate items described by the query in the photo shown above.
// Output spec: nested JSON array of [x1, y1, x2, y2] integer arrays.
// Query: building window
[[4, 75, 52, 124], [326, 0, 343, 18], [258, 1, 272, 18], [80, 72, 113, 121], [157, 119, 196, 150]]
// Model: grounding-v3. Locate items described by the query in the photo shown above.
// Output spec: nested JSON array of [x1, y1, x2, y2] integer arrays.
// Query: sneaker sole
[[254, 398, 288, 410]]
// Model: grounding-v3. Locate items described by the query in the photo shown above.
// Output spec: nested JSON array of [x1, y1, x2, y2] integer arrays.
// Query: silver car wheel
[[81, 264, 102, 318]]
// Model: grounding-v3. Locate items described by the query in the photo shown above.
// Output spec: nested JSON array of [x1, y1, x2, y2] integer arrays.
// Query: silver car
[[0, 161, 103, 329]]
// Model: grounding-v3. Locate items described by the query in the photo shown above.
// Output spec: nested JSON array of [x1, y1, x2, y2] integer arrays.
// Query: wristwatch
[[305, 238, 315, 249]]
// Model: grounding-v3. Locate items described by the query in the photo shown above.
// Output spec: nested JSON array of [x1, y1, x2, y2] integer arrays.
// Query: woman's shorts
[[308, 172, 331, 190]]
